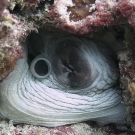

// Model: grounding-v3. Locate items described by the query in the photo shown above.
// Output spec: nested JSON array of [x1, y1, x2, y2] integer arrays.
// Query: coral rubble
[[49, 0, 128, 34], [0, 0, 8, 17], [118, 29, 135, 132], [118, 0, 135, 29], [0, 120, 108, 135]]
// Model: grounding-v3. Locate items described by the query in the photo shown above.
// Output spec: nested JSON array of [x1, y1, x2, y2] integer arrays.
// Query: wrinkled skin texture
[[0, 32, 125, 128], [0, 0, 135, 134]]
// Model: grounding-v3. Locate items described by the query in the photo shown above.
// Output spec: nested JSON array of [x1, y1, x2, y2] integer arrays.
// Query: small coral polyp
[[67, 0, 95, 22]]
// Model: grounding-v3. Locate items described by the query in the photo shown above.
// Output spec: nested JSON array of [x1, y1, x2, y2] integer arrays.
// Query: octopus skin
[[0, 32, 125, 127]]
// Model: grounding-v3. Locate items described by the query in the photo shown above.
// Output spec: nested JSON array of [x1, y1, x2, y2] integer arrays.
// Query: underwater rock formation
[[8, 0, 41, 9], [49, 0, 122, 34], [0, 0, 8, 17], [1, 0, 135, 134], [118, 0, 135, 29], [0, 120, 108, 135], [0, 9, 33, 81], [118, 29, 135, 132]]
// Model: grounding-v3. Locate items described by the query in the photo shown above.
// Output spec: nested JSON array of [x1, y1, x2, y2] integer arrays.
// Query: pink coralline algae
[[0, 0, 8, 17], [48, 0, 135, 34], [0, 121, 106, 135], [0, 9, 32, 81], [118, 0, 135, 29], [119, 50, 135, 99], [5, 0, 135, 35], [49, 0, 125, 34], [25, 0, 40, 8]]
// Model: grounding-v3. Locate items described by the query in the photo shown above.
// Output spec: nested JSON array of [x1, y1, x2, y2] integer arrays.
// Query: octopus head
[[0, 28, 125, 127]]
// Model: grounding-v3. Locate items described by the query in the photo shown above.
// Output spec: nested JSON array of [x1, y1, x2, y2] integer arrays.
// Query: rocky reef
[[1, 0, 135, 134], [0, 120, 109, 135]]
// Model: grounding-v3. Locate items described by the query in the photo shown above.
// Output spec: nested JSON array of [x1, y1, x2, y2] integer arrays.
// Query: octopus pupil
[[35, 60, 48, 76]]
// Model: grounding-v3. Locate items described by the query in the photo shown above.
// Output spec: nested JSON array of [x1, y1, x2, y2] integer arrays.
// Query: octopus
[[1, 0, 135, 134], [0, 28, 126, 127]]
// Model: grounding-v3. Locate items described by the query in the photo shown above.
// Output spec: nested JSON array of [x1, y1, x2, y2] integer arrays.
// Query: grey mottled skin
[[0, 33, 125, 127]]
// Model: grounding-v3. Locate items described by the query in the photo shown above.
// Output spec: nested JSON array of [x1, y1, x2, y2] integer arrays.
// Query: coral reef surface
[[0, 9, 34, 81], [0, 120, 108, 135], [49, 0, 122, 34], [0, 0, 8, 17]]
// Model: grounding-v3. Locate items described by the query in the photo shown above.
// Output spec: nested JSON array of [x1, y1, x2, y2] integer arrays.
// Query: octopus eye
[[30, 55, 51, 79], [51, 38, 96, 89]]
